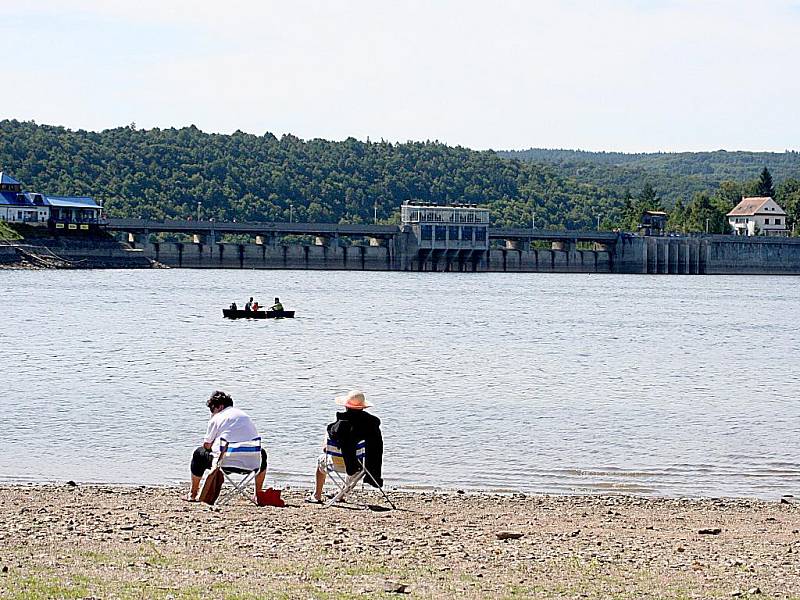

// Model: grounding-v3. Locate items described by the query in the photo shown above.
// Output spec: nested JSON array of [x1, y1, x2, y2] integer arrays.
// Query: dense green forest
[[499, 148, 800, 198], [0, 120, 621, 231], [498, 149, 800, 233], [2, 120, 800, 233]]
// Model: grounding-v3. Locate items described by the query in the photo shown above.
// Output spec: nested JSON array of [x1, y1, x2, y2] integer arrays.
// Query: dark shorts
[[190, 446, 268, 477]]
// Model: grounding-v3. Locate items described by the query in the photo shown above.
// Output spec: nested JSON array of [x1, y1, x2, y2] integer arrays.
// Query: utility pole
[[290, 203, 294, 223], [705, 218, 710, 233], [596, 214, 601, 230], [197, 201, 201, 221], [374, 201, 378, 225], [531, 209, 536, 231]]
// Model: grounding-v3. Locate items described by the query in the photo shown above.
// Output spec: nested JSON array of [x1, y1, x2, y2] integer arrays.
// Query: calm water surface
[[1, 269, 799, 498]]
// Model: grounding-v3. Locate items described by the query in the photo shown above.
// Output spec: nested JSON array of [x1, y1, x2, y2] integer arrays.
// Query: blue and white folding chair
[[322, 439, 394, 509], [215, 436, 262, 507]]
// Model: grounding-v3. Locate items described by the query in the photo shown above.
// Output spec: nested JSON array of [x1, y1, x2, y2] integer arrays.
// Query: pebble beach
[[0, 485, 798, 599]]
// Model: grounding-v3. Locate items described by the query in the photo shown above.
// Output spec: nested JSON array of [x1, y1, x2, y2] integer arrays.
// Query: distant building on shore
[[727, 197, 787, 237], [0, 172, 103, 232]]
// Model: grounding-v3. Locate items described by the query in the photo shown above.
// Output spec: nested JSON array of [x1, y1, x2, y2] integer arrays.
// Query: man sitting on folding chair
[[306, 390, 391, 507], [186, 390, 268, 503]]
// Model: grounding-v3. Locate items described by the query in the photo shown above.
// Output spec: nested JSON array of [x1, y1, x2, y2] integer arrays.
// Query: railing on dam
[[105, 218, 401, 238], [105, 217, 618, 243]]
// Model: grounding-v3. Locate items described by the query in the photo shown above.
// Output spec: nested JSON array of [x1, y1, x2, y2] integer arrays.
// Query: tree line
[[619, 168, 800, 234], [2, 120, 799, 234]]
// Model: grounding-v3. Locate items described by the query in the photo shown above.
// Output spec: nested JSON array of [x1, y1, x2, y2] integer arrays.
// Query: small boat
[[222, 309, 295, 319]]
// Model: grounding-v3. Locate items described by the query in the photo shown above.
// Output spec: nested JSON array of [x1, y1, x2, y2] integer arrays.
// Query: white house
[[727, 196, 788, 236], [0, 172, 49, 225], [0, 172, 102, 230]]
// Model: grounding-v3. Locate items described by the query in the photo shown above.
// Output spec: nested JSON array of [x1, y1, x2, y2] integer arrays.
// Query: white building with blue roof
[[0, 172, 103, 231]]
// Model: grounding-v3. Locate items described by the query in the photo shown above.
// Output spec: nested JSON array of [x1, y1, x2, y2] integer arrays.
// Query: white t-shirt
[[204, 406, 260, 455]]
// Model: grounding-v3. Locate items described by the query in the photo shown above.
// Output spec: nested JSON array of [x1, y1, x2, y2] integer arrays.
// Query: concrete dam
[[108, 208, 800, 276]]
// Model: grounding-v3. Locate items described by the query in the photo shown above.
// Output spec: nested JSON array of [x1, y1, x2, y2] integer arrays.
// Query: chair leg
[[362, 465, 395, 510], [217, 471, 258, 506], [324, 471, 365, 508]]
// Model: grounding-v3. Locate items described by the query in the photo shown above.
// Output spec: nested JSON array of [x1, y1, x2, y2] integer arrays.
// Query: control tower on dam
[[400, 201, 490, 271]]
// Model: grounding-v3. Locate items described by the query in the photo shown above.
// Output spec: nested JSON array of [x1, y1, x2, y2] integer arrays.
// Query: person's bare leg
[[255, 469, 266, 493], [189, 474, 201, 500], [313, 466, 326, 500]]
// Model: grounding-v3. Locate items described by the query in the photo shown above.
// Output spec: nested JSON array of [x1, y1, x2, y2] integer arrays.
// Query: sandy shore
[[0, 485, 797, 599]]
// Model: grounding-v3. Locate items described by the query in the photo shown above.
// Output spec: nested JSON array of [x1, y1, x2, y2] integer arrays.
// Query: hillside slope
[[0, 120, 626, 230]]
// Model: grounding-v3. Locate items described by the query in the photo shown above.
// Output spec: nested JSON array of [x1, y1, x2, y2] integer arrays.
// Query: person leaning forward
[[270, 297, 283, 311], [306, 390, 383, 503], [186, 390, 268, 502]]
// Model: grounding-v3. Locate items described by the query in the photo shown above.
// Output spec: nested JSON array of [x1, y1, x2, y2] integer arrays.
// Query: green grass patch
[[1, 574, 90, 600], [0, 221, 22, 241]]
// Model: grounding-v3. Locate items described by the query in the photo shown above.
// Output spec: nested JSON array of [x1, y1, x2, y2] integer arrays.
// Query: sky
[[2, 0, 800, 153]]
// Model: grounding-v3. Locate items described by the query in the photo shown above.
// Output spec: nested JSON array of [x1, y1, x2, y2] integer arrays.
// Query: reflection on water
[[1, 269, 799, 499]]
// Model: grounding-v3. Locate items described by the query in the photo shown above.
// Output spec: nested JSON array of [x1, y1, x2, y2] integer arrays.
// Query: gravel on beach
[[0, 485, 798, 599]]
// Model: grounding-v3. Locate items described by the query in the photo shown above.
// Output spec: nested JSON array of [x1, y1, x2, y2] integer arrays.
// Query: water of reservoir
[[1, 269, 799, 499]]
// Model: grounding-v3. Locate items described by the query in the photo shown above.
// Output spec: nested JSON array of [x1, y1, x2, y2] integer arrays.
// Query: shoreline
[[1, 484, 797, 599], [0, 478, 793, 502]]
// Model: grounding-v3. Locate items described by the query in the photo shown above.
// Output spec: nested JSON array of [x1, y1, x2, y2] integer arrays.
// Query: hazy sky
[[3, 0, 800, 152]]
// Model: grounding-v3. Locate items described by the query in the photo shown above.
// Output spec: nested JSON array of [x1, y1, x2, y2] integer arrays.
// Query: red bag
[[256, 487, 285, 507]]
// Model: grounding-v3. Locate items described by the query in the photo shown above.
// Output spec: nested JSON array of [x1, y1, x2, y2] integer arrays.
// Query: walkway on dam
[[105, 218, 619, 243]]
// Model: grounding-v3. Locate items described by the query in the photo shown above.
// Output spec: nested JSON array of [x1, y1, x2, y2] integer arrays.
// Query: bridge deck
[[105, 218, 619, 243]]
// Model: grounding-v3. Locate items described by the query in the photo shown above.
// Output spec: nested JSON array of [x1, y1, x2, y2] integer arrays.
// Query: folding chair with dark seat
[[321, 438, 394, 509], [214, 436, 263, 507]]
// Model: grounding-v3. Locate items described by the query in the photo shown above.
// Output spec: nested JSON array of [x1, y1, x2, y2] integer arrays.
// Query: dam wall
[[612, 235, 800, 275], [131, 236, 800, 274], [703, 236, 800, 275], [139, 240, 614, 273], [149, 241, 395, 270], [486, 247, 612, 273]]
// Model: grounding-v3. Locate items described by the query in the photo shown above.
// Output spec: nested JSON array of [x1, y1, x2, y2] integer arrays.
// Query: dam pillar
[[678, 240, 689, 274]]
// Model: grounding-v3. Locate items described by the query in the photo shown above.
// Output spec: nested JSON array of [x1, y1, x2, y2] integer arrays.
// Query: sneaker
[[304, 494, 323, 504]]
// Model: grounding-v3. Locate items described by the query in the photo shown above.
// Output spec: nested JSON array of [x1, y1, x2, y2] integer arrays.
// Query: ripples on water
[[1, 270, 799, 499]]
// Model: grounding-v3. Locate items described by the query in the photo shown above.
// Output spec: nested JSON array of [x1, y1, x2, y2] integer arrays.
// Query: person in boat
[[305, 390, 383, 504], [229, 302, 238, 311], [244, 297, 253, 312], [252, 300, 260, 311], [186, 390, 268, 502], [270, 297, 283, 311]]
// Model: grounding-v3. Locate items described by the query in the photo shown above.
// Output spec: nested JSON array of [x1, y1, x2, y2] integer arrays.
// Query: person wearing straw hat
[[305, 390, 384, 504]]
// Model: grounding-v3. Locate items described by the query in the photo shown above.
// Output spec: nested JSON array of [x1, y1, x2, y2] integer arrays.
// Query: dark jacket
[[327, 409, 383, 487]]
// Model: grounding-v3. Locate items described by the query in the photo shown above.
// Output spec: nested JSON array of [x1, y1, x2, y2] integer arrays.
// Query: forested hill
[[0, 120, 622, 230], [498, 148, 800, 203], [3, 119, 799, 231]]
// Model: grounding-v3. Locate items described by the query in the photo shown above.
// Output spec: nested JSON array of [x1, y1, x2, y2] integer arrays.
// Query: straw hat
[[335, 390, 372, 410]]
